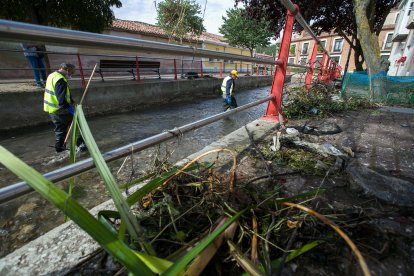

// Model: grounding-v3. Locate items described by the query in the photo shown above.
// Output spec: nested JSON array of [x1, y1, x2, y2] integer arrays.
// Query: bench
[[97, 60, 161, 81]]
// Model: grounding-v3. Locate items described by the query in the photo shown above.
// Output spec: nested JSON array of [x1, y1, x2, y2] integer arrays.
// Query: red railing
[[262, 1, 339, 123]]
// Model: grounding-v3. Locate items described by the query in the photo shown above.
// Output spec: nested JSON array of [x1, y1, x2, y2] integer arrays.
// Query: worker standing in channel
[[44, 63, 86, 153], [221, 69, 239, 110]]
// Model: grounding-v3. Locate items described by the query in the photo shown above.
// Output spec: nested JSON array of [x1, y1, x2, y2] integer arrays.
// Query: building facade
[[110, 20, 251, 75], [388, 0, 414, 76], [288, 10, 397, 74]]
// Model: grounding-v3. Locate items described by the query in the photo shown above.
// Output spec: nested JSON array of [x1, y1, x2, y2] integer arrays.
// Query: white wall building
[[388, 0, 414, 76]]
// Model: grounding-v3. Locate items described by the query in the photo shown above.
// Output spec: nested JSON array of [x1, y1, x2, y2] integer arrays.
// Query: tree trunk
[[353, 0, 387, 74], [354, 39, 365, 71], [353, 0, 388, 100]]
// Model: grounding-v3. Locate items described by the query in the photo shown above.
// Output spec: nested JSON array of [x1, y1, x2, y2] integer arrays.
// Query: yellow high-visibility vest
[[44, 72, 71, 114], [221, 76, 234, 96]]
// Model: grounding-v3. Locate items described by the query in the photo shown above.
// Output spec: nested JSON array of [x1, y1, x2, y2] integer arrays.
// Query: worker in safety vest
[[44, 63, 85, 153], [221, 69, 238, 110]]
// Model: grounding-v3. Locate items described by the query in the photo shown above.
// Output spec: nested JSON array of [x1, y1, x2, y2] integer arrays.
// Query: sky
[[112, 0, 239, 35]]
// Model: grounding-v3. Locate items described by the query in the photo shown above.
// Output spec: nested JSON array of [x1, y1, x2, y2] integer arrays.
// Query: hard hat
[[230, 70, 239, 78]]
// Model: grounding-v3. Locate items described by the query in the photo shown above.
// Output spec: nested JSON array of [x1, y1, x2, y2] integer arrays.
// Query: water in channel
[[0, 85, 271, 257]]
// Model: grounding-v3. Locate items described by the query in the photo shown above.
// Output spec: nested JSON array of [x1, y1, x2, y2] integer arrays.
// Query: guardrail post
[[318, 52, 327, 81], [200, 60, 203, 79], [256, 65, 259, 76], [135, 56, 141, 83], [174, 58, 177, 80], [246, 64, 249, 75], [324, 57, 332, 82], [76, 53, 86, 89], [262, 4, 299, 123], [220, 62, 223, 78], [264, 65, 267, 76], [305, 42, 318, 89]]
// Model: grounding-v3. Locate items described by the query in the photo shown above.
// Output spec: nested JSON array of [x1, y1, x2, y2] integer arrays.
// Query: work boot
[[77, 142, 88, 153], [55, 141, 66, 153]]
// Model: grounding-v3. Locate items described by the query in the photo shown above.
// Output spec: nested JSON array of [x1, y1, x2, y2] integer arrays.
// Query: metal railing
[[0, 0, 339, 204], [0, 19, 282, 67], [0, 96, 273, 204]]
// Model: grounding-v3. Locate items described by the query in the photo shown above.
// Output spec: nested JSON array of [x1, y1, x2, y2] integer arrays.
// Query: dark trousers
[[26, 56, 46, 85], [50, 113, 84, 151], [223, 95, 238, 111]]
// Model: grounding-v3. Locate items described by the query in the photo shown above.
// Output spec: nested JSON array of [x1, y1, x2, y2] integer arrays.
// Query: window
[[395, 12, 400, 24], [209, 58, 214, 62], [383, 33, 393, 50], [288, 57, 295, 64], [381, 55, 390, 62], [300, 57, 307, 65], [301, 42, 309, 55], [409, 2, 413, 16], [317, 40, 326, 53], [333, 38, 343, 52], [289, 44, 296, 55], [315, 56, 323, 68], [331, 56, 340, 65]]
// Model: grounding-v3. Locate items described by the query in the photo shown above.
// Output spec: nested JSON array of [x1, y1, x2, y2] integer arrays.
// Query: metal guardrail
[[0, 0, 337, 205], [0, 20, 282, 67], [279, 0, 329, 55], [0, 96, 274, 204]]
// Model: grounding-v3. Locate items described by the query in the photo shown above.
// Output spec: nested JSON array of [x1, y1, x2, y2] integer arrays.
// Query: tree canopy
[[236, 0, 398, 71], [156, 0, 205, 43], [0, 0, 122, 33], [219, 8, 273, 56], [256, 43, 280, 57]]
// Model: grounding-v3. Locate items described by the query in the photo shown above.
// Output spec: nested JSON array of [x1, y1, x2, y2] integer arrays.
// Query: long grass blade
[[76, 105, 154, 255], [126, 163, 201, 206], [282, 202, 371, 276], [272, 239, 325, 268], [0, 146, 154, 275], [161, 208, 248, 275], [228, 240, 264, 276]]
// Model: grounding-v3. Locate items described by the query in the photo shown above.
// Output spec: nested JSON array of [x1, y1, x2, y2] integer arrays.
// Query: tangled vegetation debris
[[1, 92, 413, 275], [283, 82, 372, 119]]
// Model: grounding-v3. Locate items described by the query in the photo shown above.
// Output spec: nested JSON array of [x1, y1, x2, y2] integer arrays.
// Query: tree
[[237, 0, 398, 72], [0, 0, 122, 74], [156, 0, 205, 43], [0, 0, 122, 33], [256, 43, 280, 57], [219, 8, 273, 57]]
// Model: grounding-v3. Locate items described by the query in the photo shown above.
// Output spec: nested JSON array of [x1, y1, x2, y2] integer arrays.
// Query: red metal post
[[173, 58, 177, 80], [264, 65, 267, 76], [220, 62, 223, 78], [318, 52, 327, 81], [325, 57, 332, 82], [135, 56, 141, 83], [256, 64, 259, 76], [262, 5, 299, 123], [76, 53, 86, 89], [305, 42, 318, 89], [200, 60, 203, 79]]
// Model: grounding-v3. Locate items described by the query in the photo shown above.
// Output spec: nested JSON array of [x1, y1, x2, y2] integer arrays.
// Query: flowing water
[[0, 85, 271, 257]]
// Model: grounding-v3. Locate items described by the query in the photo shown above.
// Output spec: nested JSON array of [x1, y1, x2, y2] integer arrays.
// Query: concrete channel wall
[[0, 76, 273, 132]]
